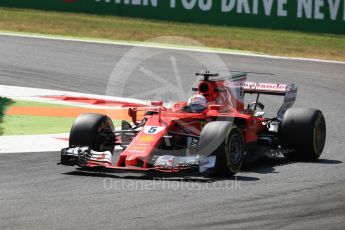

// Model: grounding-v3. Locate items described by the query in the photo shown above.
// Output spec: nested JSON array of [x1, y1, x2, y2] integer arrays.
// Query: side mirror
[[248, 101, 265, 111], [254, 111, 265, 118]]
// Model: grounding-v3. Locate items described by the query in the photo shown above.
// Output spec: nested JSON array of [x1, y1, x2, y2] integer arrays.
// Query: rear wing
[[227, 74, 298, 120], [243, 82, 289, 96], [242, 82, 298, 120], [229, 73, 292, 96]]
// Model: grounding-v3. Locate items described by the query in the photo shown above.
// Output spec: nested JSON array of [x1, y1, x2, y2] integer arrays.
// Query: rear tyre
[[199, 121, 244, 176], [281, 108, 326, 161], [69, 113, 115, 152]]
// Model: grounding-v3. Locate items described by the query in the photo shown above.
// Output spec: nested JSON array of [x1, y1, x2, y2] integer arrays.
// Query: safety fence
[[1, 0, 344, 34]]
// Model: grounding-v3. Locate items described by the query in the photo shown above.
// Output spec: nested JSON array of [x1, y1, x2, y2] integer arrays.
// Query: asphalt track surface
[[1, 34, 345, 230]]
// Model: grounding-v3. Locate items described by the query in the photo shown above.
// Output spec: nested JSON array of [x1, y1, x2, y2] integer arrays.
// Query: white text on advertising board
[[96, 0, 345, 21]]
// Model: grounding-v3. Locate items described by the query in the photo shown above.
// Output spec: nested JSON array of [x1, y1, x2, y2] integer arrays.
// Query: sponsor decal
[[227, 81, 287, 93], [244, 82, 287, 92], [127, 149, 145, 153], [128, 145, 149, 151], [139, 134, 156, 142], [131, 143, 150, 146], [144, 126, 165, 134]]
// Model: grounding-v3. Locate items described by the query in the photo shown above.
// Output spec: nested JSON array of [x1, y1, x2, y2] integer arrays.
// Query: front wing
[[59, 146, 216, 174]]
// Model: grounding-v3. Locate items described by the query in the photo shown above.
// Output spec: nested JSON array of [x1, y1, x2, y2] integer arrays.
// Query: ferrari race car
[[59, 71, 326, 177]]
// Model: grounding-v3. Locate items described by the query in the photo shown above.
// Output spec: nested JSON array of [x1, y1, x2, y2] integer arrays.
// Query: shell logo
[[139, 135, 155, 142]]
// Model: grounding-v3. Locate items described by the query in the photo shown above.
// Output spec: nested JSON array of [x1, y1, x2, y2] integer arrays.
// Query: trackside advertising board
[[1, 0, 344, 34]]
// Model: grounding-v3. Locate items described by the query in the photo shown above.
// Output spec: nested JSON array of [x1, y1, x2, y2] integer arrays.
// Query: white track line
[[0, 84, 150, 109], [0, 31, 344, 65], [0, 133, 69, 154]]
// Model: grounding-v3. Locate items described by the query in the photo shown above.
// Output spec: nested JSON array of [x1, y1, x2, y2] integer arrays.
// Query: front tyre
[[69, 113, 115, 152], [281, 108, 326, 161], [199, 121, 244, 176]]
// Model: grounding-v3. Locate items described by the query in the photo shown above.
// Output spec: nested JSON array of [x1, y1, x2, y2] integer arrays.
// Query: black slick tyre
[[69, 113, 115, 152], [281, 108, 326, 161], [199, 121, 244, 176]]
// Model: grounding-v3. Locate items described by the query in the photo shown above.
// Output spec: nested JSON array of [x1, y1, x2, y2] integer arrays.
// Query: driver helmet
[[188, 94, 207, 113]]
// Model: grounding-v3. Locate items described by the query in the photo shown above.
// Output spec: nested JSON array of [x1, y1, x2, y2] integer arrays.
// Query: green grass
[[0, 7, 344, 61], [2, 115, 76, 135]]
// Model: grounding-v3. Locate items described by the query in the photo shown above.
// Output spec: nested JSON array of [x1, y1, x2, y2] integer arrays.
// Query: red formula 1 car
[[60, 71, 326, 176]]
